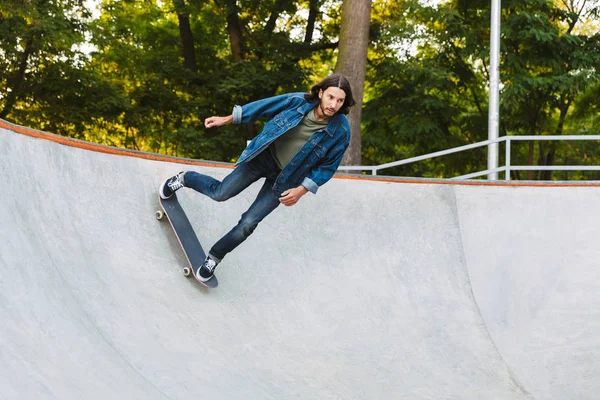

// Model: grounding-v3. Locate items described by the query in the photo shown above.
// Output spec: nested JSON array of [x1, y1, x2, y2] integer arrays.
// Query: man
[[159, 74, 354, 282]]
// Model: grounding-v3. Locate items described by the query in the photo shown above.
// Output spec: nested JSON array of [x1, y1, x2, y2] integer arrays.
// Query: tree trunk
[[264, 0, 287, 36], [527, 141, 535, 180], [540, 98, 571, 180], [304, 0, 319, 44], [0, 32, 36, 119], [334, 0, 372, 166], [223, 0, 244, 61], [539, 143, 556, 180], [173, 0, 197, 72], [526, 102, 543, 180]]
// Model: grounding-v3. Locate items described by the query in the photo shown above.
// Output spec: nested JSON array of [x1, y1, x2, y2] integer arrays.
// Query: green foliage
[[362, 0, 489, 178], [0, 0, 101, 129], [362, 0, 600, 179], [1, 0, 599, 180]]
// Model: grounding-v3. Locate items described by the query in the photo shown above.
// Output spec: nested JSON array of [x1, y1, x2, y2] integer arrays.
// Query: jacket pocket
[[273, 115, 285, 128], [312, 140, 327, 158]]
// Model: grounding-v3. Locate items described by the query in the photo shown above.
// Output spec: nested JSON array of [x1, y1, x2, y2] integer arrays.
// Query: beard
[[319, 100, 336, 117]]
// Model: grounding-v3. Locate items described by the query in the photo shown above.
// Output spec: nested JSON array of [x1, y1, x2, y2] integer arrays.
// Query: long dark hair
[[304, 74, 355, 115]]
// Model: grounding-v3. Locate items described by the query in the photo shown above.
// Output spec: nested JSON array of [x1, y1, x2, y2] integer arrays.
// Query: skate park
[[1, 118, 599, 399]]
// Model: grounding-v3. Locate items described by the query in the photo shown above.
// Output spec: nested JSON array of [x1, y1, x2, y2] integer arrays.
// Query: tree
[[60, 0, 343, 160], [0, 0, 92, 120], [500, 0, 600, 179], [335, 0, 372, 166], [361, 0, 490, 178], [3, 0, 599, 181], [173, 0, 198, 71], [361, 0, 600, 179]]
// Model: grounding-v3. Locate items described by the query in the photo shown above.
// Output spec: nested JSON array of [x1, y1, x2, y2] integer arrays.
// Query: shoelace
[[203, 259, 217, 273], [167, 177, 184, 191]]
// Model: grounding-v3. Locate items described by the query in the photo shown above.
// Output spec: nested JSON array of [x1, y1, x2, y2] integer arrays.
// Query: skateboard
[[156, 193, 218, 288]]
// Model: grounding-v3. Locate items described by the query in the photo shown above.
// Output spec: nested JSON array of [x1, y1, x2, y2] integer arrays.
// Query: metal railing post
[[488, 0, 502, 180], [505, 137, 511, 181]]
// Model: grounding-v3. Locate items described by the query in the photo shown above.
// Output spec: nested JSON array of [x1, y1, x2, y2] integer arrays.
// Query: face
[[317, 87, 346, 118]]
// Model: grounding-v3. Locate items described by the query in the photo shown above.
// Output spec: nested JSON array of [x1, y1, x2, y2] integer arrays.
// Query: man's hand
[[279, 186, 308, 207], [204, 115, 233, 129]]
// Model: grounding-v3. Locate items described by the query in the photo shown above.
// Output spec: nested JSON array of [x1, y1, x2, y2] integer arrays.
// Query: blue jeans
[[183, 150, 282, 261]]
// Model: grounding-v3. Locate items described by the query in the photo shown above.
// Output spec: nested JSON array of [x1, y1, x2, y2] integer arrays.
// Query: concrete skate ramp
[[1, 119, 599, 399]]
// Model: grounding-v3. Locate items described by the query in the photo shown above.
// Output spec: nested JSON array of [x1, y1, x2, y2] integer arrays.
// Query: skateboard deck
[[156, 193, 218, 288]]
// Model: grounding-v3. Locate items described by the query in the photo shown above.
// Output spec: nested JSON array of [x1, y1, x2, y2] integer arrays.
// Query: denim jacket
[[233, 92, 351, 195]]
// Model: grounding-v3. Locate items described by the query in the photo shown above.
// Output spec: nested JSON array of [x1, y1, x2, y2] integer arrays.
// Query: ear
[[318, 89, 323, 99]]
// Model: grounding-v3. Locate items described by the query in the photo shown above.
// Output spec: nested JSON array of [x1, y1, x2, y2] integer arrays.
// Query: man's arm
[[205, 115, 233, 128], [205, 93, 303, 128], [280, 135, 349, 206], [233, 93, 304, 124], [301, 138, 350, 194], [279, 186, 308, 207]]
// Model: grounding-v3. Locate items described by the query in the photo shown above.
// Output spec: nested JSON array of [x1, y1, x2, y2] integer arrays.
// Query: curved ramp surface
[[1, 120, 599, 400]]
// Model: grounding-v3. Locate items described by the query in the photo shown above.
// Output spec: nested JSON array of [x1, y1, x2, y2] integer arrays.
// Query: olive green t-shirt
[[270, 109, 329, 169]]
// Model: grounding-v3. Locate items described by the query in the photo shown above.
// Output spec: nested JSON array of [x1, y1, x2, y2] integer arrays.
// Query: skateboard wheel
[[182, 267, 191, 277], [155, 210, 164, 220]]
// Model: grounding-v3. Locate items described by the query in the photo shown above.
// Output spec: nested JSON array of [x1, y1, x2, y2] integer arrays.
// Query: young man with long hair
[[159, 74, 355, 282]]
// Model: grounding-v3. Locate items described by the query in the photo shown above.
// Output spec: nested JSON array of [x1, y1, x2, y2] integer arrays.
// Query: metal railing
[[338, 135, 600, 180]]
